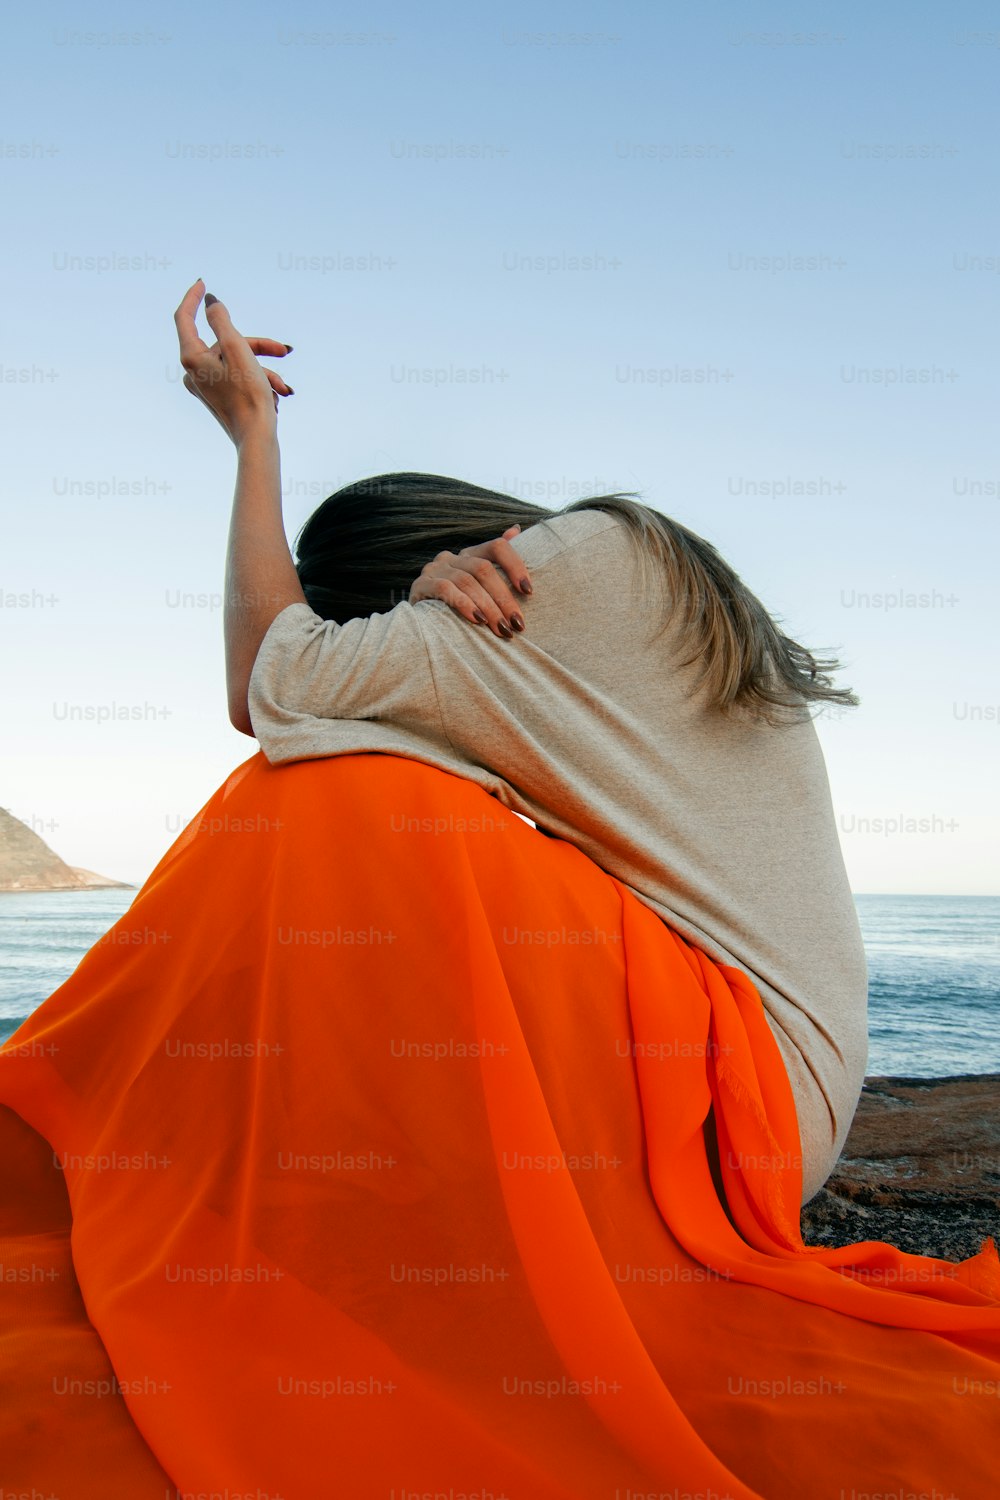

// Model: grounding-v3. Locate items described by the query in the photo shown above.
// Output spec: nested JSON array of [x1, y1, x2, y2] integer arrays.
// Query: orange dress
[[1, 750, 998, 1499]]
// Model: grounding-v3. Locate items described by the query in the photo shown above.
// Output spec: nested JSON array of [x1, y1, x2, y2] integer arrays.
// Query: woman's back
[[248, 506, 869, 1202]]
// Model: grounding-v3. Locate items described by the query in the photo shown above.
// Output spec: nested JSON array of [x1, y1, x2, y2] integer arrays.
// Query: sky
[[1, 0, 998, 893]]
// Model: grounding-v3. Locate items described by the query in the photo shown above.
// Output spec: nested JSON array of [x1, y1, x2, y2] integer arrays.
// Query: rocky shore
[[0, 807, 132, 892], [800, 1074, 1000, 1262]]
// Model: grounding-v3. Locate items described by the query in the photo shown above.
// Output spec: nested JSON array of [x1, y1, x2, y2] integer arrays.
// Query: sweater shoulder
[[511, 507, 632, 572]]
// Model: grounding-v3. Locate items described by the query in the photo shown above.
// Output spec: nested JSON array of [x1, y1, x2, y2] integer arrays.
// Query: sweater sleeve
[[246, 509, 628, 767], [247, 601, 447, 746]]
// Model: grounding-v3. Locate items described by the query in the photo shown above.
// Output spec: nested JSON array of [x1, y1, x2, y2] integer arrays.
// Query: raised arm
[[223, 429, 305, 734], [173, 279, 305, 734], [173, 279, 539, 738]]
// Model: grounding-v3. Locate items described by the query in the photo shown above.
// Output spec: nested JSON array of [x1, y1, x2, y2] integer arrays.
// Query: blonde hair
[[558, 493, 857, 721]]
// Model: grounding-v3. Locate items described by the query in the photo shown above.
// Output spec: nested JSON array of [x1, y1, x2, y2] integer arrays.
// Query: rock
[[0, 808, 133, 892], [800, 1074, 1000, 1261], [67, 865, 134, 889]]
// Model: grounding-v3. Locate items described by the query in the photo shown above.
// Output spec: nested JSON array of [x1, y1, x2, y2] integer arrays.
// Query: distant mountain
[[0, 807, 134, 892]]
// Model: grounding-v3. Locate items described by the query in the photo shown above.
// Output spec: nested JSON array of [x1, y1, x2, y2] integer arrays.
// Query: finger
[[202, 341, 293, 391], [173, 278, 211, 366], [413, 576, 509, 634], [490, 535, 533, 596], [261, 366, 295, 397], [446, 564, 522, 639], [246, 337, 294, 357], [202, 293, 246, 354], [454, 550, 528, 633]]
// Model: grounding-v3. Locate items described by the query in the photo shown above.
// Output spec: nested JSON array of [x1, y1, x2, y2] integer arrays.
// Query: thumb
[[503, 524, 521, 536], [203, 292, 242, 346]]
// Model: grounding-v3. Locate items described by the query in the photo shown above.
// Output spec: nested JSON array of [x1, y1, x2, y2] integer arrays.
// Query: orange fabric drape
[[1, 750, 998, 1499]]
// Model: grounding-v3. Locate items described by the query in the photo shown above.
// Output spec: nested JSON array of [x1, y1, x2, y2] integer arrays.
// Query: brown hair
[[292, 472, 858, 721]]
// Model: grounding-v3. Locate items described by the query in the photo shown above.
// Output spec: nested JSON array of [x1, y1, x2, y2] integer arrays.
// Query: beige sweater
[[248, 507, 869, 1204]]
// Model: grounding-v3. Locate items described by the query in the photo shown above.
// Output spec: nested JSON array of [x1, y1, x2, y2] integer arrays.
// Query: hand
[[173, 278, 294, 447], [408, 526, 534, 639]]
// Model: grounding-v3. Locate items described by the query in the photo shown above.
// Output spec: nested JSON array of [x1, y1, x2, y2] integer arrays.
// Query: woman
[[0, 281, 997, 1499]]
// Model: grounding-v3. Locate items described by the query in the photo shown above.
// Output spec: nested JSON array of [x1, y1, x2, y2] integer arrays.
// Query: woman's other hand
[[408, 527, 534, 639], [173, 279, 294, 447]]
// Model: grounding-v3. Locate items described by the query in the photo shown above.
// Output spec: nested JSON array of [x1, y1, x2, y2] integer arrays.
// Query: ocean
[[0, 890, 997, 1076]]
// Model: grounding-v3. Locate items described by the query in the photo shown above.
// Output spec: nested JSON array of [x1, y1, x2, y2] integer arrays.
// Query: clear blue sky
[[2, 1, 997, 891]]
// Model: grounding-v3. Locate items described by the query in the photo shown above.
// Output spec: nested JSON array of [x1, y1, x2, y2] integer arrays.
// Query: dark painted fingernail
[[204, 292, 218, 307], [285, 387, 295, 395], [519, 577, 532, 594], [473, 609, 488, 625], [509, 613, 525, 632], [497, 620, 514, 639], [284, 344, 294, 352]]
